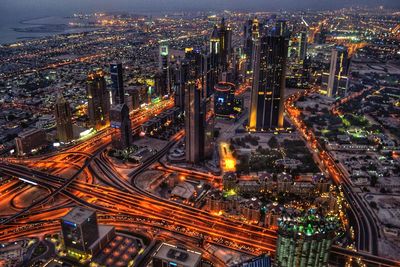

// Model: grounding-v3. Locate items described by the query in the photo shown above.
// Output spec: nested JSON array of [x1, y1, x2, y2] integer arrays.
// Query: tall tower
[[185, 81, 202, 164], [110, 103, 132, 150], [87, 70, 110, 130], [249, 22, 289, 131], [218, 18, 232, 71], [325, 46, 350, 98], [55, 92, 74, 143], [184, 49, 214, 163], [208, 25, 220, 95], [298, 30, 308, 62], [243, 18, 260, 73], [110, 63, 124, 105], [275, 211, 339, 267], [159, 42, 170, 96]]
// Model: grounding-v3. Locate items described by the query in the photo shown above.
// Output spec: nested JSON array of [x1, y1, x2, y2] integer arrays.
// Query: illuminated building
[[61, 207, 115, 260], [152, 243, 202, 267], [110, 63, 125, 105], [275, 210, 339, 267], [14, 128, 47, 156], [298, 30, 308, 62], [87, 70, 110, 130], [159, 41, 171, 96], [322, 46, 350, 98], [185, 81, 202, 163], [184, 49, 214, 163], [172, 59, 188, 111], [218, 17, 232, 71], [243, 18, 260, 73], [234, 254, 271, 267], [110, 103, 132, 150], [214, 82, 241, 117], [249, 22, 289, 130], [315, 26, 328, 44], [207, 26, 220, 96], [54, 92, 74, 143]]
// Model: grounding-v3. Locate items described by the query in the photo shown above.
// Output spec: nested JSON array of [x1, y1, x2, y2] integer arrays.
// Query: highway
[[0, 94, 398, 266], [285, 88, 379, 255]]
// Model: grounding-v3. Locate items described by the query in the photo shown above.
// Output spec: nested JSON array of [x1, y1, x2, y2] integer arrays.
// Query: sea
[[0, 16, 98, 45]]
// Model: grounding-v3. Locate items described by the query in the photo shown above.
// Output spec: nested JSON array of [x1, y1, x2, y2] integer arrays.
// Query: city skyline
[[0, 3, 399, 267]]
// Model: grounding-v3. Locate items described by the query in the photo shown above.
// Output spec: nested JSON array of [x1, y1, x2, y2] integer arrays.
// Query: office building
[[249, 22, 289, 131], [110, 104, 132, 150], [298, 30, 308, 62], [218, 18, 232, 71], [87, 70, 110, 130], [275, 211, 339, 267], [185, 81, 202, 163], [243, 18, 260, 73], [110, 63, 125, 105], [159, 42, 171, 96], [152, 243, 202, 267], [15, 128, 47, 156], [54, 93, 74, 143], [61, 207, 115, 260], [234, 254, 271, 267], [214, 82, 241, 118], [207, 27, 220, 96], [322, 46, 350, 98]]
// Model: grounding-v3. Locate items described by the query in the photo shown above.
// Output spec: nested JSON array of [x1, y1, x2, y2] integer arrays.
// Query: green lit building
[[275, 210, 339, 267]]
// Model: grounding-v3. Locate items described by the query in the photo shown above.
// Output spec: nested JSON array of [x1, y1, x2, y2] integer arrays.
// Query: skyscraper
[[110, 63, 124, 105], [110, 103, 132, 150], [184, 49, 214, 163], [207, 26, 220, 96], [298, 30, 308, 62], [87, 70, 110, 130], [275, 211, 339, 267], [159, 42, 170, 96], [322, 46, 350, 98], [219, 18, 232, 71], [243, 18, 260, 73], [55, 92, 74, 143], [185, 80, 202, 164], [249, 22, 289, 131]]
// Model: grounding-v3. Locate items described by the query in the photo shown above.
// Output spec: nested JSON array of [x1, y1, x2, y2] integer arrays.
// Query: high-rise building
[[159, 42, 171, 96], [218, 18, 232, 71], [322, 46, 350, 98], [110, 63, 124, 105], [61, 207, 115, 260], [152, 243, 202, 267], [234, 254, 271, 267], [243, 18, 260, 73], [184, 48, 215, 164], [249, 22, 289, 131], [61, 207, 99, 256], [214, 82, 242, 118], [185, 80, 202, 164], [207, 26, 220, 96], [298, 30, 308, 62], [15, 128, 47, 156], [87, 70, 110, 130], [55, 93, 74, 143], [275, 211, 339, 267], [110, 104, 132, 150]]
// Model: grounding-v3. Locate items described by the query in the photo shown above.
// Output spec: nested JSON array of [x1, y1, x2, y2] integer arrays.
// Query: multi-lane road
[[0, 94, 399, 266]]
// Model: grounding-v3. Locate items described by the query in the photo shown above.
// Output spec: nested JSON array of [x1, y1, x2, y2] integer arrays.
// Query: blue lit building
[[235, 254, 271, 267], [110, 63, 125, 105]]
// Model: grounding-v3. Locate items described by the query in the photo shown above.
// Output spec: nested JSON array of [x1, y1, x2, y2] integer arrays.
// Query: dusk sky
[[0, 0, 399, 23]]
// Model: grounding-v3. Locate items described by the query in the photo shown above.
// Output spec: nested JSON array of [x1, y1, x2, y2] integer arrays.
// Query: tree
[[268, 136, 279, 149]]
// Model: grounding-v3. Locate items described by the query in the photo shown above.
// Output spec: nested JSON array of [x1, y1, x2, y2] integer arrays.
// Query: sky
[[0, 0, 399, 24]]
